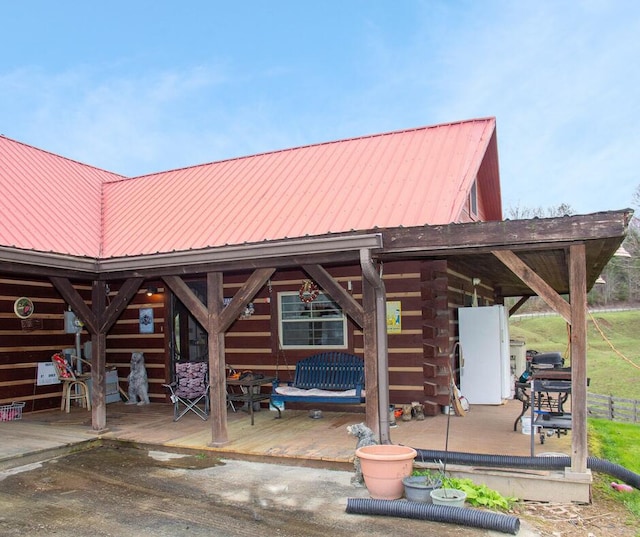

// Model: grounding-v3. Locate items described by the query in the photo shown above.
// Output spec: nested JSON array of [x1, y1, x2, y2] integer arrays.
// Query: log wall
[[1, 261, 493, 414]]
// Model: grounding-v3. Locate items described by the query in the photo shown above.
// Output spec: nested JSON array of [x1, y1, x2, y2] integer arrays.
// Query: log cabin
[[0, 117, 632, 480]]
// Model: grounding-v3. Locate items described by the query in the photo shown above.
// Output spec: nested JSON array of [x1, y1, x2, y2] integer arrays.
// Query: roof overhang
[[0, 233, 384, 279], [0, 210, 632, 298], [376, 209, 634, 297]]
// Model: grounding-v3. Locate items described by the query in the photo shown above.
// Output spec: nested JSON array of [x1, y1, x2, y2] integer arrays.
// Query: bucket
[[521, 416, 532, 435], [430, 487, 467, 507], [402, 476, 442, 503]]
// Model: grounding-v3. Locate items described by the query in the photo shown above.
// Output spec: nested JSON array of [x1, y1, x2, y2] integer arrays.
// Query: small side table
[[226, 375, 275, 426]]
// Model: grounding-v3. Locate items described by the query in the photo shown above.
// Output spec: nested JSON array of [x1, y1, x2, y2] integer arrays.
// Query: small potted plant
[[433, 476, 515, 510], [430, 485, 467, 507], [402, 469, 443, 503]]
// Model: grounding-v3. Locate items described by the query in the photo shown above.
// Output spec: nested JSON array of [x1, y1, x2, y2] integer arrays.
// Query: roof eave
[[0, 233, 384, 277]]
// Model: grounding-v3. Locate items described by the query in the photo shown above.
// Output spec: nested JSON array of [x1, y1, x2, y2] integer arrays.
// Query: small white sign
[[37, 362, 60, 386]]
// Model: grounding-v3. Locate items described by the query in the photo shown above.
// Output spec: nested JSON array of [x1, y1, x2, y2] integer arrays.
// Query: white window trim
[[278, 291, 348, 349]]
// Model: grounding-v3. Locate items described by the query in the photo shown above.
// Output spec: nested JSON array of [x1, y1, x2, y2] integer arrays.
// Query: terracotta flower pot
[[355, 444, 417, 500]]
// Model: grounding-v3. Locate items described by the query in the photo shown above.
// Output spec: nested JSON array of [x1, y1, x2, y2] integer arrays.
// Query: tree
[[506, 203, 575, 220], [505, 202, 639, 308], [590, 189, 639, 306]]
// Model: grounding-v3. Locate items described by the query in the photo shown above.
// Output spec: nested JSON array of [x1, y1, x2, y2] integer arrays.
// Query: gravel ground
[[0, 445, 541, 537]]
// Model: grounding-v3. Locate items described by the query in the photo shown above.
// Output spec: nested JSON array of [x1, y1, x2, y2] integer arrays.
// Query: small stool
[[60, 378, 91, 413]]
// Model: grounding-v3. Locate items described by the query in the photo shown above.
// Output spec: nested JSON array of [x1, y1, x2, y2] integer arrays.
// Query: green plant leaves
[[442, 477, 516, 510]]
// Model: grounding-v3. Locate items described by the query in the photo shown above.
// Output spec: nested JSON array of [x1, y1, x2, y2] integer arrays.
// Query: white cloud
[[1, 1, 638, 214]]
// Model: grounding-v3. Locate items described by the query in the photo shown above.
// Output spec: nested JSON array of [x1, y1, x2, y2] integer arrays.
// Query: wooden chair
[[52, 352, 91, 413]]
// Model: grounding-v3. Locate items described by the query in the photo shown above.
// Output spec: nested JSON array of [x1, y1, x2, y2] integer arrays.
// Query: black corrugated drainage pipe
[[346, 498, 520, 535], [413, 448, 640, 490]]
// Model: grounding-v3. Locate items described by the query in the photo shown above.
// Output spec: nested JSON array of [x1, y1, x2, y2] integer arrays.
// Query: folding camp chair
[[163, 361, 209, 421]]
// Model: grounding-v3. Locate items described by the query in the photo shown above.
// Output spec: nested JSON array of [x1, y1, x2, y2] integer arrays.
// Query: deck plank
[[1, 400, 572, 469]]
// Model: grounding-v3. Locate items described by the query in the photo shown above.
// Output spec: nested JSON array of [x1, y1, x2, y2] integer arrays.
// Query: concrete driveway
[[0, 444, 536, 537]]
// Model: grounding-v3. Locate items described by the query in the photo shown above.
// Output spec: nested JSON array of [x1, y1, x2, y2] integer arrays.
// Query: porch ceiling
[[377, 209, 632, 297]]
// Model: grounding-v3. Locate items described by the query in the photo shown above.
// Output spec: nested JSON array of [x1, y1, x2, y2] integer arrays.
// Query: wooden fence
[[587, 392, 639, 423]]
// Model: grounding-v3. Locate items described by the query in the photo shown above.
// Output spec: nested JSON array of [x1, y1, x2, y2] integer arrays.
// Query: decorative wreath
[[299, 280, 319, 303]]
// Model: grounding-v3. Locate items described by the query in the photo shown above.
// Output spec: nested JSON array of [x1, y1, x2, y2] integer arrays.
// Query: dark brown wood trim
[[382, 210, 630, 254], [49, 276, 98, 334], [492, 250, 572, 322], [207, 272, 229, 446], [302, 264, 364, 328], [569, 244, 588, 474], [218, 268, 275, 333], [100, 278, 144, 333], [509, 296, 530, 316], [361, 275, 380, 437], [90, 281, 108, 432], [162, 275, 208, 329]]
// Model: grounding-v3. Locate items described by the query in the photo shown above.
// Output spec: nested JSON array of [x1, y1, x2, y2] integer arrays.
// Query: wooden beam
[[50, 277, 143, 432], [50, 276, 143, 335], [492, 250, 572, 323], [207, 272, 229, 446], [162, 275, 208, 329], [99, 277, 143, 333], [90, 281, 108, 432], [86, 251, 362, 281], [509, 296, 530, 316], [383, 210, 630, 254], [569, 244, 588, 474], [218, 268, 275, 333], [49, 276, 98, 334], [302, 264, 364, 328], [361, 275, 380, 439]]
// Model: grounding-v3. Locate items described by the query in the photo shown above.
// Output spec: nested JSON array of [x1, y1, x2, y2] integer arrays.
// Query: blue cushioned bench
[[270, 352, 365, 418]]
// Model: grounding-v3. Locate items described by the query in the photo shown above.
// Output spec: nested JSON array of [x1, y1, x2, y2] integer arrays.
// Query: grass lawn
[[511, 310, 640, 531], [509, 310, 640, 400], [589, 419, 640, 523]]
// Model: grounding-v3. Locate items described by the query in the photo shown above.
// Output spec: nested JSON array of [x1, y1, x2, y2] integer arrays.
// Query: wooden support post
[[361, 275, 381, 440], [207, 272, 229, 446], [91, 281, 108, 432], [569, 244, 588, 474]]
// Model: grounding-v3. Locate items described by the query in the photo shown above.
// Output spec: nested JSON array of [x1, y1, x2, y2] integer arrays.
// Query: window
[[278, 292, 347, 349], [469, 178, 478, 216]]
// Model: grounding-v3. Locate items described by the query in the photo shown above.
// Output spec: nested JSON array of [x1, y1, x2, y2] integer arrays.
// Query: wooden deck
[[1, 399, 572, 470]]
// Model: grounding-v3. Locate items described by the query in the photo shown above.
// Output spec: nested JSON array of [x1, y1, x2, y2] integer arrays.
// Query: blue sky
[[1, 1, 638, 215]]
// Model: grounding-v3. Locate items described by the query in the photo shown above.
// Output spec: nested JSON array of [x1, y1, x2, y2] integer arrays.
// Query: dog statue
[[346, 422, 379, 487], [126, 351, 150, 405]]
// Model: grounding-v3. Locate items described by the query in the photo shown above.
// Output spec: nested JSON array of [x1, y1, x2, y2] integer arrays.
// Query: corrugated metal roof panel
[[0, 117, 499, 259], [0, 136, 125, 257], [101, 117, 497, 257]]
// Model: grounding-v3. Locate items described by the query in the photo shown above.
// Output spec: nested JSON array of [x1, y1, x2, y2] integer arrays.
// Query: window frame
[[469, 177, 478, 216], [277, 291, 348, 349]]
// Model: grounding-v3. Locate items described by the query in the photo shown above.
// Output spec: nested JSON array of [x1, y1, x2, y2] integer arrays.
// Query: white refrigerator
[[458, 305, 512, 405]]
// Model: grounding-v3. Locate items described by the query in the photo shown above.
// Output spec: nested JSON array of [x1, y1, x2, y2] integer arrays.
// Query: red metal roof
[[0, 136, 124, 257], [0, 118, 500, 259]]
